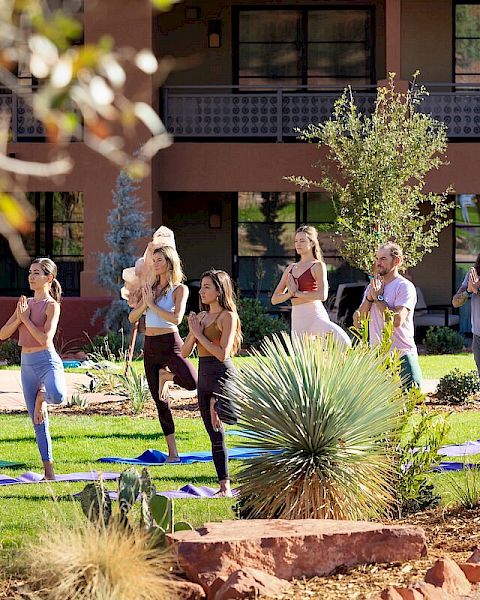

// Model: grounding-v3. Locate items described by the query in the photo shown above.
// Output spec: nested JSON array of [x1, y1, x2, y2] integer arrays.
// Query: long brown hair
[[296, 225, 323, 261], [32, 258, 62, 303], [152, 246, 185, 296], [199, 269, 243, 356], [475, 252, 480, 277]]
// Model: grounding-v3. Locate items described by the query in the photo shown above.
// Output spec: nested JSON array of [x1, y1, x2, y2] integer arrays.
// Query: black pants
[[144, 333, 197, 436], [198, 356, 235, 482]]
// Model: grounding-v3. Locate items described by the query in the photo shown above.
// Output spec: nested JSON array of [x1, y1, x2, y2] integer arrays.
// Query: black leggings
[[144, 333, 197, 436], [198, 356, 235, 482]]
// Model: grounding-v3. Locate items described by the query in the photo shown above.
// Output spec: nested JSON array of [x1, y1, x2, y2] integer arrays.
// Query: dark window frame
[[453, 1, 480, 82], [232, 5, 376, 88]]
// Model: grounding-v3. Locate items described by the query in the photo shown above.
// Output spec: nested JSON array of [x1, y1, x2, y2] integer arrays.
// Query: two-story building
[[2, 0, 480, 339]]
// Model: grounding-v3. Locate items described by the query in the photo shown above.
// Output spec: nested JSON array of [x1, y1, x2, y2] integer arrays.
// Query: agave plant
[[228, 332, 404, 520]]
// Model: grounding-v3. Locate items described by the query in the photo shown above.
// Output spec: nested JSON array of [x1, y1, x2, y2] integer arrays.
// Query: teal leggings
[[400, 353, 423, 390]]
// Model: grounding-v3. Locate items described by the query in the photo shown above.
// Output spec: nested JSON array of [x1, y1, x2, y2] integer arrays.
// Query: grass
[[0, 415, 240, 550], [3, 352, 478, 380], [0, 409, 480, 551]]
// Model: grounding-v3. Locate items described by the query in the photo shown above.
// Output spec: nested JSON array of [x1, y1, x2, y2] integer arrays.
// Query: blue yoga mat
[[98, 447, 281, 466], [435, 461, 480, 472]]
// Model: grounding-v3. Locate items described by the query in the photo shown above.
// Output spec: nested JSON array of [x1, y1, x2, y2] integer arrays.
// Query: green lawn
[[1, 353, 478, 381], [1, 410, 480, 551]]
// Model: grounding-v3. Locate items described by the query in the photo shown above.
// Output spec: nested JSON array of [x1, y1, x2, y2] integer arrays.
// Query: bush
[[0, 339, 21, 365], [424, 326, 464, 354], [436, 369, 480, 404], [237, 298, 287, 350]]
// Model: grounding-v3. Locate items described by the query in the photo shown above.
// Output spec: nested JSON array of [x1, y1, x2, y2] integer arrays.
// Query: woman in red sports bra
[[271, 225, 351, 347]]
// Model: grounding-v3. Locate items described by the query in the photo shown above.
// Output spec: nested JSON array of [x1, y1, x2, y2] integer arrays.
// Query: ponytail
[[49, 278, 62, 303]]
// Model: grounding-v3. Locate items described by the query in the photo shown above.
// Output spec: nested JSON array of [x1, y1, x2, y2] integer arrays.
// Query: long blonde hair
[[296, 225, 323, 261], [200, 269, 243, 356], [153, 246, 185, 295], [32, 258, 62, 303]]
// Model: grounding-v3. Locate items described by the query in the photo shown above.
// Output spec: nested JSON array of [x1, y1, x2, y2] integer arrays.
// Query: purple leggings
[[143, 332, 197, 436]]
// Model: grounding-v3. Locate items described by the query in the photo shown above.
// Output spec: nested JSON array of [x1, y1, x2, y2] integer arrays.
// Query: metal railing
[[416, 83, 480, 138], [162, 84, 377, 142], [163, 83, 480, 140], [0, 87, 45, 141]]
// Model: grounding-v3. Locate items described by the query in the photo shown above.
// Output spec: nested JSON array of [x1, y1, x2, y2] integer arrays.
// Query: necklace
[[31, 297, 49, 303]]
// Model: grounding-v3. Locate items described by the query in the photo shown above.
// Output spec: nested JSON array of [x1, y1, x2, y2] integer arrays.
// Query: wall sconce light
[[185, 6, 201, 21], [208, 200, 222, 229], [208, 20, 222, 48]]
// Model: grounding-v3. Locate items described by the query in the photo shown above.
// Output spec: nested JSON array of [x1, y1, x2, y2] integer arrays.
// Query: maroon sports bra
[[292, 266, 317, 292]]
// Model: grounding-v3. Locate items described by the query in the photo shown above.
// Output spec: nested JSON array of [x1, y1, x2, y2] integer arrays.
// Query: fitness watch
[[377, 294, 385, 302]]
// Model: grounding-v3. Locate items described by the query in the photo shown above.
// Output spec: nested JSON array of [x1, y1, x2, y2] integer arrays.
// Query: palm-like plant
[[228, 332, 403, 520]]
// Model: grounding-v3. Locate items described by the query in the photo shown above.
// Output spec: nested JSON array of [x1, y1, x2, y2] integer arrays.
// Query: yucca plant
[[117, 369, 151, 414], [445, 465, 480, 510], [228, 332, 404, 520]]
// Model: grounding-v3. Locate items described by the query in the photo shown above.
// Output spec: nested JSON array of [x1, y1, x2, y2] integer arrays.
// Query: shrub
[[424, 326, 464, 354], [352, 311, 447, 517], [228, 332, 403, 520], [0, 339, 21, 365], [436, 369, 480, 404], [237, 297, 287, 350], [117, 369, 151, 414]]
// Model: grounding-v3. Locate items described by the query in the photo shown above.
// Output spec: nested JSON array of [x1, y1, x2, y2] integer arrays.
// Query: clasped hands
[[367, 275, 384, 302], [16, 295, 30, 323], [287, 274, 298, 298], [141, 284, 156, 308], [467, 267, 480, 294], [188, 311, 204, 338]]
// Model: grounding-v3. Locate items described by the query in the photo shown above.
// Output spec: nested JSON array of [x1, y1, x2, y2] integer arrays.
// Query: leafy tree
[[288, 74, 453, 273], [95, 170, 151, 332]]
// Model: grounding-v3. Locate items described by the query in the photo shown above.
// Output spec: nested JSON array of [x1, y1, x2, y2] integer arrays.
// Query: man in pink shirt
[[355, 242, 422, 389]]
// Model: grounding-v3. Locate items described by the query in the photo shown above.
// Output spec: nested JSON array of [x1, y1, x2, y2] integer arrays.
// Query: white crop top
[[145, 286, 178, 330]]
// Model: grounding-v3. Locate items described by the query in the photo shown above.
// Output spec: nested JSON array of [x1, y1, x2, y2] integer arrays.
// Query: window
[[455, 3, 480, 83], [0, 192, 84, 296], [235, 7, 374, 88], [234, 192, 367, 306]]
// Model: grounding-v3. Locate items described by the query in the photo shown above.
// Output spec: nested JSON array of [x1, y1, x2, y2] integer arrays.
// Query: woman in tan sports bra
[[182, 269, 242, 497]]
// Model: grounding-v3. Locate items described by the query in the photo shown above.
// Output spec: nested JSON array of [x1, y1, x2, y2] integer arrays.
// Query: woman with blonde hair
[[182, 269, 242, 497], [129, 245, 197, 462], [0, 258, 66, 479], [271, 225, 351, 347]]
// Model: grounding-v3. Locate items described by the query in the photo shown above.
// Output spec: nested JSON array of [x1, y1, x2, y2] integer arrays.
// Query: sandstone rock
[[381, 587, 406, 599], [410, 582, 452, 600], [167, 519, 427, 590], [212, 568, 290, 600], [166, 579, 206, 599], [394, 587, 424, 600], [467, 547, 480, 564], [460, 563, 480, 583], [424, 558, 471, 596]]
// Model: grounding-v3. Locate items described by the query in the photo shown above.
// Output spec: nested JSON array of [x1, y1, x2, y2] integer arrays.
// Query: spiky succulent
[[228, 332, 403, 520]]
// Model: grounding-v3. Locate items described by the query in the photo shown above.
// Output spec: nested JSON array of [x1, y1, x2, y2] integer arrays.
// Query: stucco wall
[[401, 0, 452, 82]]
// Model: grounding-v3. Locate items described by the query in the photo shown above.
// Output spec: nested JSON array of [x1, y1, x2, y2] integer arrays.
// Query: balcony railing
[[417, 83, 480, 138], [0, 87, 45, 141], [163, 83, 480, 140], [162, 85, 377, 142]]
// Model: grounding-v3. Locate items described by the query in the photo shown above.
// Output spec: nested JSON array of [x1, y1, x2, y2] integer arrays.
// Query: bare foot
[[165, 455, 181, 463], [34, 390, 48, 425], [159, 368, 174, 401], [43, 461, 55, 480], [215, 480, 232, 498]]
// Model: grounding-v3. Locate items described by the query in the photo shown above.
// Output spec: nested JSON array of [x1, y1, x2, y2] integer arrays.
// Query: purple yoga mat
[[438, 439, 480, 457], [0, 471, 120, 486], [105, 484, 237, 500]]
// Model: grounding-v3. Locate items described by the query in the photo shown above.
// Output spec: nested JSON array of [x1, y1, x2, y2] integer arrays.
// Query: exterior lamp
[[208, 20, 221, 48], [208, 200, 222, 228]]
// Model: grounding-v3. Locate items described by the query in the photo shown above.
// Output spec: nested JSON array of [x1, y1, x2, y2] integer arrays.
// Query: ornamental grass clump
[[21, 517, 172, 600], [228, 332, 403, 520]]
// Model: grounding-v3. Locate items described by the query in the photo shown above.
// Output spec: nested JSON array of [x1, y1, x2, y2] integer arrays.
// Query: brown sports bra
[[196, 311, 223, 357]]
